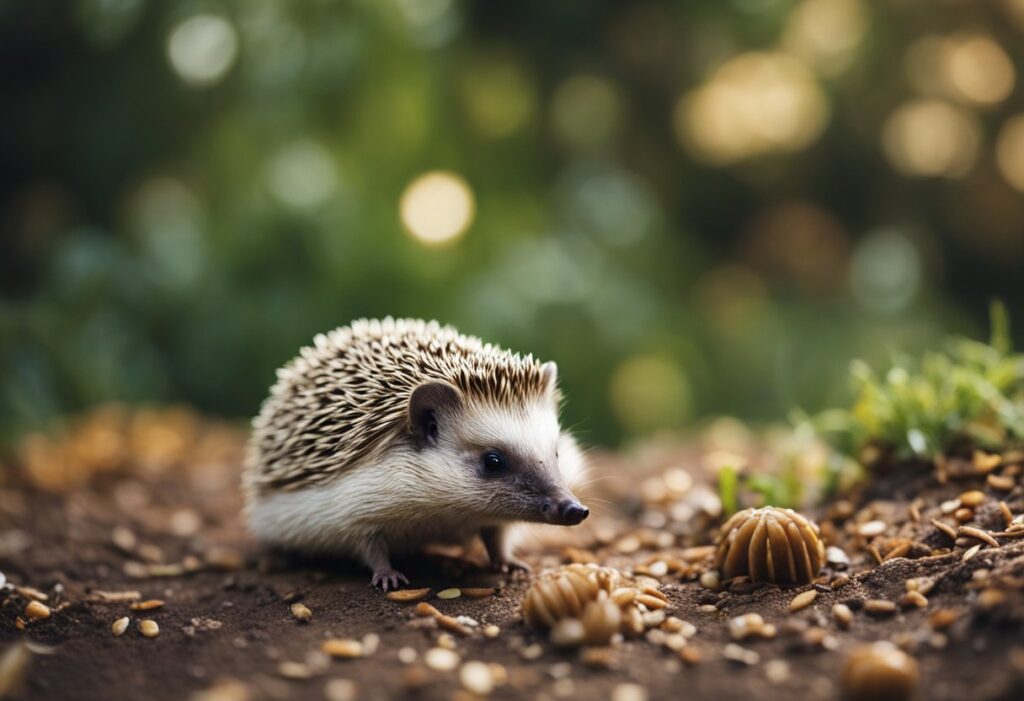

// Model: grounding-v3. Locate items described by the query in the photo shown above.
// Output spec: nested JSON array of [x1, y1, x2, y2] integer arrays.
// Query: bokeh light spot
[[996, 115, 1024, 193], [550, 75, 623, 151], [946, 35, 1015, 106], [675, 52, 828, 165], [265, 140, 338, 209], [400, 171, 475, 246], [850, 229, 922, 313], [782, 0, 868, 76], [882, 99, 979, 178], [167, 14, 239, 87], [609, 355, 692, 434]]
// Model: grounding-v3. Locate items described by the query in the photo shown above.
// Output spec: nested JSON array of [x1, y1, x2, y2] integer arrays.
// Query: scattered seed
[[679, 646, 701, 665], [397, 647, 417, 664], [977, 588, 1006, 610], [959, 490, 985, 507], [88, 590, 142, 603], [139, 619, 159, 638], [900, 591, 928, 609], [415, 602, 442, 618], [324, 678, 358, 701], [550, 618, 586, 647], [908, 502, 922, 523], [278, 661, 312, 680], [699, 571, 720, 591], [987, 474, 1014, 491], [953, 507, 974, 522], [868, 545, 883, 565], [765, 659, 791, 684], [436, 633, 457, 650], [698, 604, 718, 613], [929, 609, 958, 630], [460, 661, 495, 696], [826, 546, 850, 568], [437, 614, 472, 636], [24, 601, 50, 620], [460, 587, 495, 599], [386, 588, 430, 602], [789, 590, 818, 612], [999, 501, 1014, 527], [930, 519, 958, 541], [962, 544, 982, 561], [322, 639, 363, 659], [723, 643, 759, 666], [483, 624, 500, 638], [610, 683, 648, 701], [832, 603, 852, 629], [290, 602, 312, 622], [111, 617, 130, 637], [831, 574, 851, 590], [940, 498, 961, 514], [883, 543, 912, 562], [612, 588, 637, 606], [959, 526, 999, 548], [841, 641, 918, 701], [437, 588, 461, 600], [864, 599, 896, 615], [858, 520, 886, 537], [636, 594, 667, 610], [129, 599, 164, 611], [424, 647, 460, 671]]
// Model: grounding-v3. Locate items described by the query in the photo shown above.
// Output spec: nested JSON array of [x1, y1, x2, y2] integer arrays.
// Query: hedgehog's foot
[[481, 526, 531, 575], [363, 538, 408, 592], [370, 568, 409, 592]]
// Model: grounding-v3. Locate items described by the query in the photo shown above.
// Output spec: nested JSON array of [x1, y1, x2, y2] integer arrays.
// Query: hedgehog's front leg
[[362, 536, 408, 591], [481, 526, 531, 574]]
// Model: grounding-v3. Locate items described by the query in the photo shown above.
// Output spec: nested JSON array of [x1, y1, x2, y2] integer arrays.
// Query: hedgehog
[[243, 317, 589, 590]]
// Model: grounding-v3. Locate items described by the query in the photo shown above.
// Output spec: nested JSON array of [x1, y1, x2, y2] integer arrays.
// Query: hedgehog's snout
[[541, 497, 589, 526]]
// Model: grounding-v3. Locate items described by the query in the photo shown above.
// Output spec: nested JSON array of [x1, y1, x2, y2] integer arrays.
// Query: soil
[[1, 414, 1023, 701]]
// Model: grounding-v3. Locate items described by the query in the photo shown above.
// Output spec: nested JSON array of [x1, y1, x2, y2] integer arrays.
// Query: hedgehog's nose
[[558, 500, 589, 526]]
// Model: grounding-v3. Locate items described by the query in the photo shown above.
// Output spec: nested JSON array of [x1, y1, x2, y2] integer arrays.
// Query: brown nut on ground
[[714, 507, 825, 585], [841, 642, 918, 701]]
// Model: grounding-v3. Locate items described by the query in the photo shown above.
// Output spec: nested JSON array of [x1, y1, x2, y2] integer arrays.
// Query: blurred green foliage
[[2, 0, 1024, 448], [810, 303, 1024, 459]]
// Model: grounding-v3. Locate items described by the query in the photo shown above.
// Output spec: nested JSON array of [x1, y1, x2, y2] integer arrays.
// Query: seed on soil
[[699, 571, 720, 591], [437, 588, 461, 600], [962, 544, 982, 561], [976, 588, 1006, 610], [24, 601, 50, 620], [999, 501, 1014, 526], [987, 474, 1014, 491], [959, 490, 985, 507], [789, 590, 817, 612], [436, 633, 457, 650], [460, 661, 495, 696], [857, 520, 887, 537], [831, 574, 851, 590], [321, 639, 364, 659], [424, 647, 460, 671], [610, 683, 649, 701], [460, 587, 495, 598], [278, 661, 312, 679], [550, 618, 586, 647], [88, 590, 142, 603], [765, 659, 791, 684], [832, 603, 852, 628], [864, 599, 896, 615], [111, 617, 130, 636], [940, 498, 961, 514], [959, 526, 999, 548], [679, 646, 701, 665], [437, 614, 472, 636], [973, 450, 1002, 472], [729, 613, 775, 640], [139, 619, 159, 638], [290, 602, 312, 622], [930, 519, 958, 541], [415, 602, 441, 618], [953, 507, 974, 522], [899, 591, 928, 609], [386, 588, 430, 602], [826, 546, 850, 568], [723, 643, 760, 666], [324, 678, 358, 701], [129, 599, 164, 611], [714, 507, 825, 585], [929, 609, 958, 630], [483, 624, 500, 638], [636, 593, 667, 610], [841, 641, 918, 701]]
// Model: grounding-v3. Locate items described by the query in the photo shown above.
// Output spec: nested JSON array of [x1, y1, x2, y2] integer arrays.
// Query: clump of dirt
[[1, 409, 1023, 701]]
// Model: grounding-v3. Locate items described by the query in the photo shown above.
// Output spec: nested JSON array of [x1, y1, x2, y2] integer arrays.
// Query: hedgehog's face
[[407, 374, 589, 526]]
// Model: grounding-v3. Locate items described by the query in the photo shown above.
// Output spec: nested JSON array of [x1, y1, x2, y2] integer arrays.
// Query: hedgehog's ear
[[408, 381, 464, 447], [540, 361, 559, 396]]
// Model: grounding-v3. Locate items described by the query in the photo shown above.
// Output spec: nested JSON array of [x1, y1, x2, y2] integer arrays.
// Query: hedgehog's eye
[[481, 450, 507, 473]]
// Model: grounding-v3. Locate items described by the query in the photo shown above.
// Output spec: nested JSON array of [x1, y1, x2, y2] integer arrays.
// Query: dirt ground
[[1, 412, 1023, 701]]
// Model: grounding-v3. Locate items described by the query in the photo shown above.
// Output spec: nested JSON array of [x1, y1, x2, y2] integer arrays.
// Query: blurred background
[[2, 0, 1024, 450]]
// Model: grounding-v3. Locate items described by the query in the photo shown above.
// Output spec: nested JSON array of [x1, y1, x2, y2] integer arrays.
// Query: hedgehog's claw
[[371, 569, 409, 592]]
